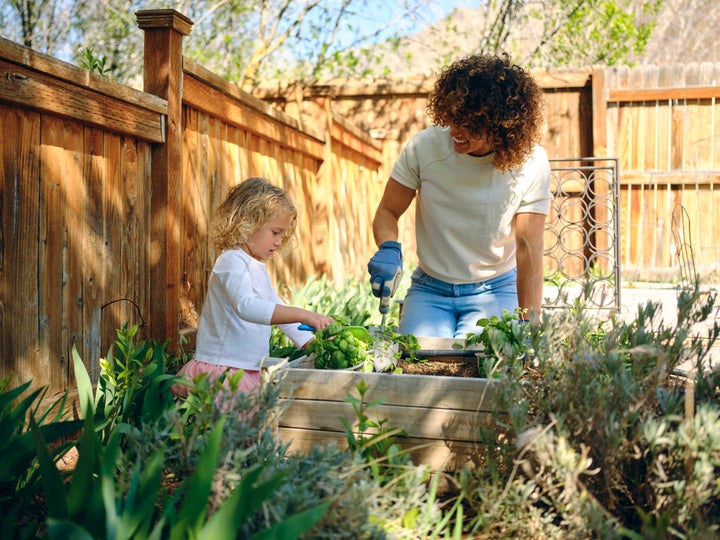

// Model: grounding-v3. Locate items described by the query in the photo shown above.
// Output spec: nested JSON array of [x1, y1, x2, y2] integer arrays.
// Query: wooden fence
[[605, 65, 720, 279], [2, 8, 719, 395], [0, 9, 384, 394], [261, 65, 720, 280], [0, 33, 164, 394]]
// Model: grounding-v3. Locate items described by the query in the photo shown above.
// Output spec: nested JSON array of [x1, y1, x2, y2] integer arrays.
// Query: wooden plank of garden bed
[[277, 369, 502, 412], [415, 336, 467, 350], [278, 427, 484, 471], [275, 367, 505, 471], [278, 399, 495, 442]]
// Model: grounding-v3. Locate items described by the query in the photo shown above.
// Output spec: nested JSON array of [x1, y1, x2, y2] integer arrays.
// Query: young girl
[[173, 177, 333, 398]]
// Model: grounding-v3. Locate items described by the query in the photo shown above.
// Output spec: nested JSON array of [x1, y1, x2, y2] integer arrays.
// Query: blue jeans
[[399, 267, 519, 339]]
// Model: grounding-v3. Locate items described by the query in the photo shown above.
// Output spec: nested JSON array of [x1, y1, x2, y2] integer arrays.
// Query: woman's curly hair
[[427, 54, 544, 172], [211, 177, 297, 256]]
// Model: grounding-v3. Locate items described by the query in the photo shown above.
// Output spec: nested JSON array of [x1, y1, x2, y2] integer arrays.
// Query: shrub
[[8, 277, 719, 538], [0, 379, 82, 538], [73, 324, 184, 445], [457, 284, 720, 538]]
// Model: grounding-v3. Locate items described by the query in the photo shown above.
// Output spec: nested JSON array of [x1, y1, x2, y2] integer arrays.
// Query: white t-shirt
[[391, 126, 552, 284], [194, 249, 312, 369]]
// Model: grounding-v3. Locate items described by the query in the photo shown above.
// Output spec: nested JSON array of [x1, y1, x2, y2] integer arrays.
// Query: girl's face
[[448, 123, 493, 157], [243, 208, 292, 262]]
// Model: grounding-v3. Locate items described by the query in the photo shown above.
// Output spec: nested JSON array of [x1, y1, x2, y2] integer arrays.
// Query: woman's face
[[448, 123, 493, 157], [243, 208, 292, 261]]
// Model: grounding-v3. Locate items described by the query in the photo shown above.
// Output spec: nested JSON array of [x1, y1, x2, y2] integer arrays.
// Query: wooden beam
[[255, 69, 592, 101], [0, 36, 166, 114], [0, 58, 165, 143], [620, 171, 720, 185], [330, 121, 383, 164], [182, 73, 325, 161], [609, 86, 720, 102]]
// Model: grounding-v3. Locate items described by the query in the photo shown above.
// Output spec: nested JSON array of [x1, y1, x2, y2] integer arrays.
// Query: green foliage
[[338, 380, 466, 538], [74, 324, 183, 444], [271, 274, 379, 356], [1, 0, 678, 91], [31, 409, 327, 540], [295, 273, 381, 324], [27, 335, 330, 539], [78, 46, 114, 76], [340, 379, 410, 483], [8, 282, 720, 538], [371, 326, 421, 364], [465, 308, 531, 357], [306, 320, 372, 369], [252, 445, 387, 540], [464, 308, 531, 378], [528, 0, 663, 67], [0, 379, 82, 538], [271, 272, 408, 359], [457, 284, 720, 537]]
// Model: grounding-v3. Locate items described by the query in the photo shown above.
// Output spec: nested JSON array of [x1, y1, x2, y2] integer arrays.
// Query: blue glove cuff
[[379, 240, 401, 252]]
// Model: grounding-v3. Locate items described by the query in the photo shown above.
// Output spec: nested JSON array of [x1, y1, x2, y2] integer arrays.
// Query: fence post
[[136, 9, 193, 342], [590, 68, 612, 277], [591, 67, 607, 158]]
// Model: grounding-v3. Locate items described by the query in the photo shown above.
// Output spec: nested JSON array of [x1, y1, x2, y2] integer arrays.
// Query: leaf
[[29, 415, 69, 519], [65, 414, 105, 529], [172, 417, 227, 533], [250, 502, 330, 540], [114, 446, 166, 540], [72, 345, 95, 419], [198, 466, 286, 539], [46, 519, 95, 540]]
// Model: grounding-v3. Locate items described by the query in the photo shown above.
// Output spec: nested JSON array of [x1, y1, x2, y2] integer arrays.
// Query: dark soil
[[396, 358, 481, 377]]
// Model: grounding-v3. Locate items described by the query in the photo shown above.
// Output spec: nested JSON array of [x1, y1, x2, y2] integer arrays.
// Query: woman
[[368, 54, 552, 339]]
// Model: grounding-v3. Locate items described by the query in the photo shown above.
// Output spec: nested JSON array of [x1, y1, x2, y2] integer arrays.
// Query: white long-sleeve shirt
[[194, 249, 313, 369]]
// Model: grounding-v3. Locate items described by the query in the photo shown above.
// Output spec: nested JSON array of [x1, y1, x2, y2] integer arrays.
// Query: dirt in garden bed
[[396, 358, 482, 377]]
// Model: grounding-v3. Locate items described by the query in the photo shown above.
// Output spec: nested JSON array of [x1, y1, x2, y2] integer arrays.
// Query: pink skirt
[[171, 359, 261, 399]]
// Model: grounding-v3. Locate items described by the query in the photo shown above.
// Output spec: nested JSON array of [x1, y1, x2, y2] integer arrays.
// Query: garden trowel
[[378, 266, 402, 328]]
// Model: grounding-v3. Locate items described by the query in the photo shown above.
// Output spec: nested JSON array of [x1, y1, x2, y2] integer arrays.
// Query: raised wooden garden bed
[[275, 338, 504, 471]]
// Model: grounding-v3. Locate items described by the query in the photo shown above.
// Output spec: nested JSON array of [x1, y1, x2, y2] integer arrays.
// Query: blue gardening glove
[[368, 241, 403, 299]]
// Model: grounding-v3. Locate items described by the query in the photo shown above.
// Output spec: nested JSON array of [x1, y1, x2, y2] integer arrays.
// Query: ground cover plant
[[452, 285, 720, 538], [4, 318, 448, 538], [2, 275, 719, 538]]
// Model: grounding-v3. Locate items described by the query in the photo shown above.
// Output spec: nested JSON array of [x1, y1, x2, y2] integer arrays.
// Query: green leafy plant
[[31, 410, 327, 539], [29, 342, 330, 539], [73, 324, 183, 444], [465, 308, 530, 357], [340, 380, 410, 483], [456, 284, 720, 537], [78, 46, 114, 77], [464, 308, 531, 378], [0, 379, 82, 538], [371, 326, 421, 364], [305, 320, 372, 369], [338, 381, 468, 537], [288, 274, 379, 325], [270, 272, 406, 356]]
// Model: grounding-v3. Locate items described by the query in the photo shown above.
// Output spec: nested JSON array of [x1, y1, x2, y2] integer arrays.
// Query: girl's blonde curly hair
[[211, 177, 297, 256], [427, 53, 544, 172]]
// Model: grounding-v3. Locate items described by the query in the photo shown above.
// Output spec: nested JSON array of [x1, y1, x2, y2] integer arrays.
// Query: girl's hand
[[304, 312, 333, 331]]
